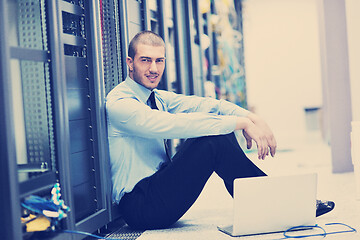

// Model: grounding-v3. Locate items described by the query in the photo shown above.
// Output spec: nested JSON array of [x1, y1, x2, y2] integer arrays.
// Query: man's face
[[127, 44, 166, 90]]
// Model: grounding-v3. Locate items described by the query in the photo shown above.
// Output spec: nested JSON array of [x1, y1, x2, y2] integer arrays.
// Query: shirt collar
[[124, 76, 155, 104]]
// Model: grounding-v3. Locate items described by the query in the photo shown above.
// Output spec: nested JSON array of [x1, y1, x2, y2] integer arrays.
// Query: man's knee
[[203, 132, 239, 150], [191, 132, 236, 145]]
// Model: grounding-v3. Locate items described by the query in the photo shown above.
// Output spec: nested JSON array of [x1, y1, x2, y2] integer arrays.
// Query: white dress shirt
[[106, 77, 249, 203]]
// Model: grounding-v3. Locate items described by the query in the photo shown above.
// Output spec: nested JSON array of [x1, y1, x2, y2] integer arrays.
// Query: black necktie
[[148, 91, 158, 110], [147, 92, 172, 161]]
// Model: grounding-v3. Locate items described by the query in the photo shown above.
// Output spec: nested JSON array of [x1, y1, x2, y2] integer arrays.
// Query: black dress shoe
[[316, 200, 335, 217]]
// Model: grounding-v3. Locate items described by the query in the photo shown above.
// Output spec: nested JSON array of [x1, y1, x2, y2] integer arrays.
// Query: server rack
[[186, 0, 205, 97], [58, 0, 109, 233], [206, 0, 247, 108], [2, 1, 60, 238], [1, 0, 108, 239], [158, 0, 179, 93]]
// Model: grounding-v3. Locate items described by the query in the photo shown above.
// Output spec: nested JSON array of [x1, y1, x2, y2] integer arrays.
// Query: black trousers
[[118, 133, 266, 230]]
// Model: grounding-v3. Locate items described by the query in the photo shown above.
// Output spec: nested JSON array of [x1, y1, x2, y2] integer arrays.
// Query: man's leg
[[119, 133, 266, 230]]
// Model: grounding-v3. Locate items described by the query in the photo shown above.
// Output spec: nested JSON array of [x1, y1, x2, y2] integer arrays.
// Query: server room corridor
[[1, 0, 360, 239], [106, 0, 360, 239], [107, 0, 360, 240]]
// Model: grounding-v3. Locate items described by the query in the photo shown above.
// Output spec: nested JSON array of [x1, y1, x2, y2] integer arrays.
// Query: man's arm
[[159, 90, 277, 159], [106, 97, 239, 139], [158, 90, 249, 117]]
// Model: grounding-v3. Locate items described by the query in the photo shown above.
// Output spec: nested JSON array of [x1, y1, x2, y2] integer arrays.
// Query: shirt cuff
[[219, 115, 238, 134]]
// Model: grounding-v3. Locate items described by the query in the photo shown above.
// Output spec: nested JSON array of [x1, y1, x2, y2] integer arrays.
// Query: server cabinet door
[[58, 0, 109, 233]]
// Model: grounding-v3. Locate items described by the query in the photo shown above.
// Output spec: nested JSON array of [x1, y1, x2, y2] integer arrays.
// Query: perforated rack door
[[20, 60, 54, 172], [8, 0, 57, 195], [101, 0, 123, 94]]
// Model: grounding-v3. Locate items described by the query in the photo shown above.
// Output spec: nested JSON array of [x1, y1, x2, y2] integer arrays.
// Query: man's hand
[[235, 113, 277, 160], [246, 113, 277, 159]]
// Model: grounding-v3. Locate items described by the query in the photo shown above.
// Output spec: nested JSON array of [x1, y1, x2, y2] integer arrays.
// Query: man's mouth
[[147, 75, 158, 81]]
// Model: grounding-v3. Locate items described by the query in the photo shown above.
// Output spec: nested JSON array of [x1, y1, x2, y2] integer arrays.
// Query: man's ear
[[126, 57, 134, 72]]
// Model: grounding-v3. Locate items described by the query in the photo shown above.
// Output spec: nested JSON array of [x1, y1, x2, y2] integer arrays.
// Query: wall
[[242, 0, 322, 147], [346, 0, 360, 122]]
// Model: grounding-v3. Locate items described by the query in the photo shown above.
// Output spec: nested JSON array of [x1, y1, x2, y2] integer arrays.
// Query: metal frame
[[191, 0, 205, 97], [209, 1, 220, 89], [118, 0, 130, 80], [143, 0, 151, 31], [158, 0, 170, 91], [101, 0, 124, 94], [173, 0, 190, 95], [6, 0, 59, 198], [184, 0, 195, 95], [47, 0, 74, 232], [100, 0, 125, 222], [50, 0, 110, 235], [74, 0, 110, 233], [0, 0, 23, 238], [171, 0, 205, 96]]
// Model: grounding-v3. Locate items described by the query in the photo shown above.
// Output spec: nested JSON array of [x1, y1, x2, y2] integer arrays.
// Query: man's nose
[[149, 60, 158, 72]]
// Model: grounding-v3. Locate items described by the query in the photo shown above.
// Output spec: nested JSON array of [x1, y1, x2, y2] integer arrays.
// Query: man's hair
[[128, 31, 165, 59]]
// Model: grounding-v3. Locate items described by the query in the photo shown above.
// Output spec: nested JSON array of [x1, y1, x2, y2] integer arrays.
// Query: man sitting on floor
[[106, 30, 334, 230]]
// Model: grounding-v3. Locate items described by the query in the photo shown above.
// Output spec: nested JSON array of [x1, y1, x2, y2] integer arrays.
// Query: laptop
[[218, 173, 317, 237]]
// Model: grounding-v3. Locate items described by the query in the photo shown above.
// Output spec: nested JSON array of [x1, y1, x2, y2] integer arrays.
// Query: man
[[106, 31, 333, 230]]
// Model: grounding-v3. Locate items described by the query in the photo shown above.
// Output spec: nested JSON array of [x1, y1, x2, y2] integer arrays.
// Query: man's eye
[[156, 59, 164, 63]]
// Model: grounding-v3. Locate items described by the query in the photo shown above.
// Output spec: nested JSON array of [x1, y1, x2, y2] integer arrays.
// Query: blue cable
[[282, 222, 357, 239], [324, 222, 357, 235], [283, 224, 326, 239]]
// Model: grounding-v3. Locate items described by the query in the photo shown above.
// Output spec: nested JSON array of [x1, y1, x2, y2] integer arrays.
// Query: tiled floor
[[137, 132, 360, 240]]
